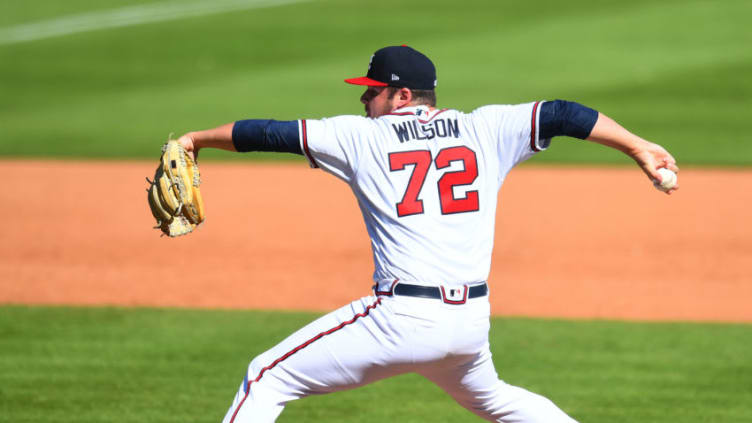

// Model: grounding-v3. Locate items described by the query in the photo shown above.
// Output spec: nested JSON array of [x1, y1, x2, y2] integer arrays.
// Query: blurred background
[[1, 0, 750, 164]]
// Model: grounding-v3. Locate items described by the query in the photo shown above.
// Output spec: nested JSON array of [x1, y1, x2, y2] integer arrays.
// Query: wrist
[[624, 137, 650, 159]]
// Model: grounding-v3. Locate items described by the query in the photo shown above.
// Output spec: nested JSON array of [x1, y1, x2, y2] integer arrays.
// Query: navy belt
[[375, 281, 488, 305]]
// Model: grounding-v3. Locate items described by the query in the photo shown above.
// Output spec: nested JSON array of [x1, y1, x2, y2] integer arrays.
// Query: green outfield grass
[[1, 305, 750, 422], [0, 0, 750, 164]]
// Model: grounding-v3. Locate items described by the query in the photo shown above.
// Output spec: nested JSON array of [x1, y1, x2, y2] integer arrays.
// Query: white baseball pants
[[222, 294, 577, 423]]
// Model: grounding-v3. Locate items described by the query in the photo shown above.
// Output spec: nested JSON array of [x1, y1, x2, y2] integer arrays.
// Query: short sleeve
[[470, 101, 549, 171], [298, 115, 374, 183]]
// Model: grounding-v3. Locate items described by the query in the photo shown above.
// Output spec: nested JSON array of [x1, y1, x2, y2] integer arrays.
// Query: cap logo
[[368, 54, 375, 71], [391, 73, 400, 81]]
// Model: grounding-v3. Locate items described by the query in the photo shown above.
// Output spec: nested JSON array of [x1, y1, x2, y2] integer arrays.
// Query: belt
[[374, 281, 488, 305]]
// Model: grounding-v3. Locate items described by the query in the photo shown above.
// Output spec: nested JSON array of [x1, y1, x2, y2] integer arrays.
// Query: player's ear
[[396, 87, 412, 107]]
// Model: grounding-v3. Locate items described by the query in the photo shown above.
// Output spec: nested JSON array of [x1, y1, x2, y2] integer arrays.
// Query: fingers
[[657, 159, 680, 179], [665, 161, 680, 173], [655, 158, 680, 195], [639, 144, 680, 195], [645, 143, 679, 173], [177, 134, 194, 150], [662, 184, 679, 195], [177, 134, 198, 161], [656, 154, 679, 171]]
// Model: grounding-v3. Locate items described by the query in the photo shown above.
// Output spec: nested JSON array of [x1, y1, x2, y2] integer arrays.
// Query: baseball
[[654, 168, 677, 191]]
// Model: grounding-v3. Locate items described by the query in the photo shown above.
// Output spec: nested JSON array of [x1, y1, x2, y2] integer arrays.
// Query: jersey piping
[[299, 119, 318, 168], [530, 101, 541, 152]]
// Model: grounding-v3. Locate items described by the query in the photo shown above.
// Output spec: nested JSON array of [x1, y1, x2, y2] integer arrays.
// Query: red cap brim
[[344, 76, 388, 87]]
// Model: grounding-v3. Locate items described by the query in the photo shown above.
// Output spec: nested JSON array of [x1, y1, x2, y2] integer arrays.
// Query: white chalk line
[[0, 0, 308, 46]]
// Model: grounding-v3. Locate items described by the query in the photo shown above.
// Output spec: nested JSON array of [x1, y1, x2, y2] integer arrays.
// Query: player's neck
[[393, 104, 436, 114]]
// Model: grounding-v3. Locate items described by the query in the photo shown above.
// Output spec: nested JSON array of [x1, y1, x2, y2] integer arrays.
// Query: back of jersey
[[300, 102, 547, 288]]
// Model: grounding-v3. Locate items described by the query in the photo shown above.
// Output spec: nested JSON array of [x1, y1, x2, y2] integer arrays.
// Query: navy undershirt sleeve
[[539, 100, 599, 140], [232, 119, 302, 155]]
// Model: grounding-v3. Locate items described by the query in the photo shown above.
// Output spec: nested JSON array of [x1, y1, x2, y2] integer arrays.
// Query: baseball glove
[[147, 139, 205, 237]]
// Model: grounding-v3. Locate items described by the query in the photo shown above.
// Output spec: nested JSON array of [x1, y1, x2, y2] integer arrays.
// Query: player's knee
[[460, 384, 576, 423], [248, 355, 265, 379], [504, 387, 577, 423], [245, 355, 291, 399]]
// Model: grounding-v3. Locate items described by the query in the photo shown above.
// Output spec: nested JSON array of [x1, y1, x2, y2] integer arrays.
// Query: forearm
[[583, 111, 679, 192], [180, 119, 303, 160], [184, 123, 236, 152], [585, 113, 647, 157], [539, 101, 647, 155], [540, 101, 678, 192]]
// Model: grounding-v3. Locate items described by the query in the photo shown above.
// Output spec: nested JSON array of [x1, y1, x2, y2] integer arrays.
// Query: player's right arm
[[537, 100, 679, 194], [585, 113, 679, 193]]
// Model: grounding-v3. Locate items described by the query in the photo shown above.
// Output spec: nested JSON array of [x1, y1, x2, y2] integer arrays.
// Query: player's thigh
[[421, 348, 577, 423], [244, 296, 402, 396]]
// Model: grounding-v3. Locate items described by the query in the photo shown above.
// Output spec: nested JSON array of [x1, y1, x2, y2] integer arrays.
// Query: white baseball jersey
[[298, 102, 548, 291]]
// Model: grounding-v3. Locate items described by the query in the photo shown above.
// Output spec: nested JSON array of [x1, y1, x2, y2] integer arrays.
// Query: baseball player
[[176, 45, 679, 422]]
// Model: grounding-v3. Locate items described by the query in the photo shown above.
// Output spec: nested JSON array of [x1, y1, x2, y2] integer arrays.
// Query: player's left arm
[[177, 123, 235, 160], [541, 100, 679, 194], [177, 117, 362, 183], [176, 120, 302, 160]]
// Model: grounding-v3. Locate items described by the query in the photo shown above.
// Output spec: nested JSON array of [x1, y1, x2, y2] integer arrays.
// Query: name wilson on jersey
[[391, 118, 460, 143]]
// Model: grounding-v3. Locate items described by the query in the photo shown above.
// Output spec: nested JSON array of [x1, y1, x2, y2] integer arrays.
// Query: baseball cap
[[345, 45, 437, 90]]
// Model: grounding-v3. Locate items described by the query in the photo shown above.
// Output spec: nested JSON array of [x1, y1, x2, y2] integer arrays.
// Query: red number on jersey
[[389, 150, 432, 217], [389, 147, 480, 217], [435, 146, 479, 214]]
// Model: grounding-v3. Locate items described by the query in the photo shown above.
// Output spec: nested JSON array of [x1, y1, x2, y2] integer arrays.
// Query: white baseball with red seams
[[222, 102, 578, 423]]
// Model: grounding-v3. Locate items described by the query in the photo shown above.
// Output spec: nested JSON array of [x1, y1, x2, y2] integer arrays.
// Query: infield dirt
[[1, 160, 749, 322]]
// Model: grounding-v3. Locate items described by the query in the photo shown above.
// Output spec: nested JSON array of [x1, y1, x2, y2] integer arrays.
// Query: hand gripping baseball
[[586, 113, 679, 195], [146, 139, 205, 237], [629, 140, 680, 195]]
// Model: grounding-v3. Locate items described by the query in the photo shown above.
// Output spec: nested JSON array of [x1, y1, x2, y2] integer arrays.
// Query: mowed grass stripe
[[1, 305, 750, 422], [0, 0, 310, 45], [0, 0, 750, 164]]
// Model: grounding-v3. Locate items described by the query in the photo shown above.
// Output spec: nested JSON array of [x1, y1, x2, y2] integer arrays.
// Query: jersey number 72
[[388, 146, 479, 217]]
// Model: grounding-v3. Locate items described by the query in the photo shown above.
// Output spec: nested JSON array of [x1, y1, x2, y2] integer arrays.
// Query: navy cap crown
[[366, 46, 437, 90]]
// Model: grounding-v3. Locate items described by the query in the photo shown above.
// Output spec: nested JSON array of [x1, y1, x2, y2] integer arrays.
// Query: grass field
[[0, 0, 750, 164], [1, 305, 751, 423]]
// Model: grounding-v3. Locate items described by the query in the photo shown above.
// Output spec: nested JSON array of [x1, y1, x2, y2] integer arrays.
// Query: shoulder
[[306, 114, 372, 126], [304, 114, 381, 137], [467, 102, 542, 127], [471, 102, 538, 115]]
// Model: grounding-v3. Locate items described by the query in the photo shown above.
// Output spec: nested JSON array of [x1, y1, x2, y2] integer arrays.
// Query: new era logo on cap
[[345, 45, 437, 90]]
